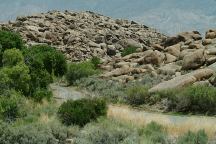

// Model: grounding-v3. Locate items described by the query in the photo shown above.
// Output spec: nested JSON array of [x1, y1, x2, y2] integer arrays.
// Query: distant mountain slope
[[0, 0, 216, 35]]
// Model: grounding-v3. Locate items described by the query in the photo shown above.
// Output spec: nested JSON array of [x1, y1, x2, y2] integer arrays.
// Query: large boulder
[[138, 50, 165, 65], [165, 43, 181, 57], [149, 68, 214, 93], [158, 63, 181, 75], [182, 49, 205, 70], [206, 29, 216, 39], [162, 31, 202, 47]]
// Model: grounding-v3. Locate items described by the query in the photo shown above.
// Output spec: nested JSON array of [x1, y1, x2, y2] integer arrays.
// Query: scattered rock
[[182, 49, 205, 70]]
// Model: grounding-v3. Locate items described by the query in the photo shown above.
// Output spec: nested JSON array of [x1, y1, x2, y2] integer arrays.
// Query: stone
[[118, 39, 142, 48], [202, 39, 212, 45], [206, 31, 216, 39], [158, 63, 181, 75], [107, 45, 116, 56], [149, 68, 214, 93], [193, 80, 211, 86], [138, 50, 165, 65], [165, 43, 181, 57], [182, 49, 205, 70], [152, 44, 164, 51], [165, 53, 177, 64]]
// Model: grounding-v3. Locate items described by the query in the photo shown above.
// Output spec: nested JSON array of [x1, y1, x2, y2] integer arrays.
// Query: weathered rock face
[[0, 10, 166, 61], [149, 68, 214, 93]]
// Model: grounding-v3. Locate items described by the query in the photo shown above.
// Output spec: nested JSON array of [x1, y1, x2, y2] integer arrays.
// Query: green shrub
[[32, 89, 52, 102], [23, 45, 66, 95], [58, 98, 107, 126], [24, 45, 67, 77], [0, 64, 30, 95], [74, 118, 139, 144], [157, 86, 216, 114], [0, 30, 24, 66], [125, 86, 150, 106], [0, 90, 26, 121], [0, 121, 76, 144], [121, 46, 138, 57], [140, 122, 168, 144], [66, 62, 98, 85], [2, 48, 24, 67], [91, 56, 101, 69], [177, 130, 208, 144]]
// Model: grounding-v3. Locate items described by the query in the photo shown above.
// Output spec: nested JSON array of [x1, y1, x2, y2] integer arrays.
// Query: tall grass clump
[[139, 122, 169, 144], [121, 46, 138, 57], [177, 130, 208, 144], [125, 85, 150, 106]]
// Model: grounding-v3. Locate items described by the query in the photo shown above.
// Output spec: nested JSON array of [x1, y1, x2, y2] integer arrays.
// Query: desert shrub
[[0, 30, 24, 66], [91, 56, 101, 69], [74, 118, 139, 144], [157, 86, 216, 114], [121, 46, 138, 57], [2, 48, 24, 67], [58, 98, 107, 126], [0, 90, 26, 121], [32, 89, 52, 102], [66, 62, 99, 85], [177, 130, 208, 144], [76, 77, 126, 103], [139, 122, 168, 144], [125, 85, 150, 106], [0, 121, 76, 144]]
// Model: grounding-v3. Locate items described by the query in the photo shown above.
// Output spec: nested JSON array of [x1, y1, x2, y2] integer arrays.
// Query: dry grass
[[107, 105, 216, 138]]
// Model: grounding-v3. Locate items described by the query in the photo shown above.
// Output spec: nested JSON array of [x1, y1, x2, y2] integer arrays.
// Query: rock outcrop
[[0, 10, 165, 61]]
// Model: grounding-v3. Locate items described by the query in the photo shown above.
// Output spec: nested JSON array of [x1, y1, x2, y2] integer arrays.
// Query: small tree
[[0, 30, 24, 66]]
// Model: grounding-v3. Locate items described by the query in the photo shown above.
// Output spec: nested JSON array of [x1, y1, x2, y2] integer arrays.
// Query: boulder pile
[[0, 10, 165, 61]]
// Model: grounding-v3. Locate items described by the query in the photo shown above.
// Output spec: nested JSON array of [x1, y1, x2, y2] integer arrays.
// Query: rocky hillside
[[0, 10, 165, 61], [1, 10, 216, 92]]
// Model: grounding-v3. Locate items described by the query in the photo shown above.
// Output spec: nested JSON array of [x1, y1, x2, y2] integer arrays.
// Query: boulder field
[[1, 10, 216, 91]]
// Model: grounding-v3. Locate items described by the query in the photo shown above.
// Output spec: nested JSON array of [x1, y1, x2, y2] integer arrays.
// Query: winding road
[[50, 83, 216, 139]]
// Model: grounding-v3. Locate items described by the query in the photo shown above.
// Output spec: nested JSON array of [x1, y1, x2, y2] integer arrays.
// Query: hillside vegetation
[[0, 10, 216, 143]]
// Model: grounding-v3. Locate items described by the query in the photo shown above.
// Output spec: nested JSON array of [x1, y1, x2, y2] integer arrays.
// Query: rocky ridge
[[1, 11, 216, 91], [0, 10, 165, 61]]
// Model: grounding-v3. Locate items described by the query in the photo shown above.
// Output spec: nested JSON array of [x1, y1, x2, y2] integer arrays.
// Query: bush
[[32, 89, 52, 102], [157, 86, 216, 114], [74, 118, 139, 144], [58, 98, 107, 126], [177, 130, 208, 144], [0, 121, 76, 144], [121, 46, 138, 57], [23, 45, 66, 95], [140, 122, 168, 144], [0, 30, 24, 66], [2, 48, 24, 67], [24, 45, 67, 77], [125, 86, 150, 106], [0, 90, 26, 121], [91, 56, 101, 69], [0, 64, 30, 95], [66, 62, 98, 85]]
